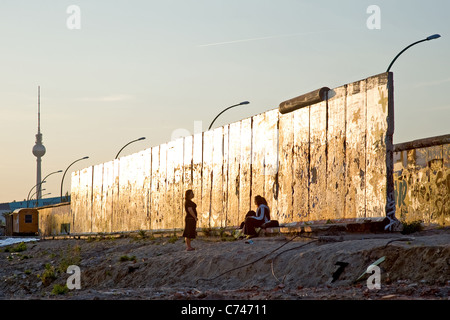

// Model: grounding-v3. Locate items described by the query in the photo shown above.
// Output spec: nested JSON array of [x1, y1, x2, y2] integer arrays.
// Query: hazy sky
[[1, 0, 449, 203]]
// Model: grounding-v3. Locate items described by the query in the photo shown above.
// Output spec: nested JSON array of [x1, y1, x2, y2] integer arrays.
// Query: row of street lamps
[[27, 97, 247, 207], [27, 101, 242, 206], [27, 33, 441, 207]]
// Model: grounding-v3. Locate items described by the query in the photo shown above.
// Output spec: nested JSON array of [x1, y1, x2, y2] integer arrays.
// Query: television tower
[[32, 86, 46, 201]]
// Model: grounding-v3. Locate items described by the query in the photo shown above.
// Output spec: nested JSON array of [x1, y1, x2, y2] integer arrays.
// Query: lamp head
[[426, 34, 441, 41], [239, 101, 250, 105]]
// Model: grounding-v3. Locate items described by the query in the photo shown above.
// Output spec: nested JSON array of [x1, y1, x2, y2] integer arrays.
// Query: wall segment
[[70, 72, 395, 233], [393, 134, 450, 225]]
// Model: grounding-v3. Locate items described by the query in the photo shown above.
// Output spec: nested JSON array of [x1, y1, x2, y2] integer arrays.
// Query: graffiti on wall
[[394, 142, 450, 226]]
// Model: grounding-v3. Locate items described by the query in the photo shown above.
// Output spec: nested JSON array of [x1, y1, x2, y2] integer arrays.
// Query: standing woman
[[183, 189, 197, 251]]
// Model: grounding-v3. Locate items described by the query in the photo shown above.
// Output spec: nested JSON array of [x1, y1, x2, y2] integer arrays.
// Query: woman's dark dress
[[183, 199, 197, 239]]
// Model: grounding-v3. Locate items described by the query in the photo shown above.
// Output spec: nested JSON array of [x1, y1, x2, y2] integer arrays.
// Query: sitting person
[[239, 210, 255, 229], [243, 195, 270, 238]]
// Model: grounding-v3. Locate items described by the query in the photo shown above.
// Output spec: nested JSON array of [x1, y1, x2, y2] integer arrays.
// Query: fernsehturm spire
[[32, 86, 46, 201]]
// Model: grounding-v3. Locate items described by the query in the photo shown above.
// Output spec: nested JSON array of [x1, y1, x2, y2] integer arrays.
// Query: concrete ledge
[[260, 217, 390, 236], [40, 217, 391, 240], [394, 134, 450, 152]]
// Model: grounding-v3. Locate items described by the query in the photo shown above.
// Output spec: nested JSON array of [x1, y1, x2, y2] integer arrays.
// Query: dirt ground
[[0, 227, 449, 300]]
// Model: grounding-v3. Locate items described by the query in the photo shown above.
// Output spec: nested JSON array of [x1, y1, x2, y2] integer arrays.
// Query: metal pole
[[115, 137, 146, 159], [27, 181, 46, 207], [35, 169, 63, 205], [208, 101, 250, 131], [386, 34, 441, 72], [60, 157, 89, 202]]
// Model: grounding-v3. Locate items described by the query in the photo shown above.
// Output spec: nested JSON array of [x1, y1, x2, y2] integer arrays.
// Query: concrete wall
[[393, 134, 450, 225], [70, 72, 394, 234], [38, 203, 71, 237]]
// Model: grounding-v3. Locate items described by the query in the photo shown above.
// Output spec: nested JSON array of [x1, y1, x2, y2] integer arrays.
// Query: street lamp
[[60, 156, 89, 202], [115, 137, 146, 159], [35, 169, 63, 203], [27, 181, 46, 207], [386, 34, 441, 72], [31, 188, 46, 197], [208, 101, 250, 131], [31, 189, 46, 207]]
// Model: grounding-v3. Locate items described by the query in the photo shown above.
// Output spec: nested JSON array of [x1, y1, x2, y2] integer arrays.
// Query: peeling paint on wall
[[70, 72, 395, 234], [394, 136, 450, 226], [38, 203, 71, 236]]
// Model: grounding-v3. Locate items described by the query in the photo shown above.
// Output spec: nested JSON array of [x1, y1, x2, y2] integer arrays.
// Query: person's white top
[[249, 204, 270, 223]]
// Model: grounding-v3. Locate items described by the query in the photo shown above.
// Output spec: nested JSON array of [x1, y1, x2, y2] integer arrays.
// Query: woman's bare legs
[[185, 238, 195, 251]]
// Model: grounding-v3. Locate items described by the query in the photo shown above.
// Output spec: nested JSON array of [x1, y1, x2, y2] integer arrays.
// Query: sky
[[1, 0, 449, 203]]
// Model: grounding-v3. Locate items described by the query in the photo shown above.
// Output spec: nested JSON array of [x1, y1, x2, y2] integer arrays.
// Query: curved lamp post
[[208, 101, 250, 131], [42, 170, 63, 184], [386, 34, 441, 72], [31, 189, 46, 198], [27, 181, 46, 207], [35, 169, 63, 203], [115, 137, 146, 159], [31, 189, 46, 207], [60, 156, 89, 202]]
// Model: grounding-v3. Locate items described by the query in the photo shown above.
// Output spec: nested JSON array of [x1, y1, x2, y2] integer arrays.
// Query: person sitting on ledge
[[242, 195, 270, 238]]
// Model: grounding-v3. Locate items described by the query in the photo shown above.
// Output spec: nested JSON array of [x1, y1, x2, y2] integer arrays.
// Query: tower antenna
[[32, 85, 46, 204], [38, 86, 41, 133]]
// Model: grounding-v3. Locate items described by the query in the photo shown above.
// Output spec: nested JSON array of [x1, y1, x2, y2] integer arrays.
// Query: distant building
[[0, 196, 69, 224]]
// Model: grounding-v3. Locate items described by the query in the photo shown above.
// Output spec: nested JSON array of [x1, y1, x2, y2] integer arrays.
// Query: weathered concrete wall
[[70, 72, 394, 234], [37, 203, 71, 236], [393, 134, 450, 225]]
